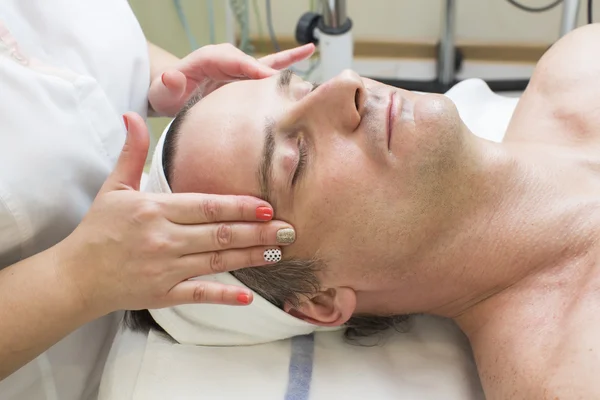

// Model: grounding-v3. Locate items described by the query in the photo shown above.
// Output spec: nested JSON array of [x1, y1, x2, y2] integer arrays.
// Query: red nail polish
[[122, 115, 129, 131], [256, 206, 273, 221], [161, 72, 166, 86], [237, 293, 251, 304]]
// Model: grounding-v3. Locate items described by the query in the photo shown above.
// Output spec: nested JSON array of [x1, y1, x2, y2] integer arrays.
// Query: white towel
[[99, 78, 518, 399], [144, 117, 340, 346]]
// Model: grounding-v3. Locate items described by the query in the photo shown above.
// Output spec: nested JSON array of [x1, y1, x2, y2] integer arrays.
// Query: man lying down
[[127, 24, 600, 400]]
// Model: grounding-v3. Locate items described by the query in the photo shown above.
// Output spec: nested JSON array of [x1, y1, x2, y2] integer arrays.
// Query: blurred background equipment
[[295, 0, 353, 81], [129, 0, 593, 149]]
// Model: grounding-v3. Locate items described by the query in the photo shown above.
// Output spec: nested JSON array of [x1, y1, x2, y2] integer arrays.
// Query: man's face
[[172, 70, 468, 305]]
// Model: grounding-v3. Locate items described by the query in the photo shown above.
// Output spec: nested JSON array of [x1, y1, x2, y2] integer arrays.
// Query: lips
[[387, 91, 397, 150]]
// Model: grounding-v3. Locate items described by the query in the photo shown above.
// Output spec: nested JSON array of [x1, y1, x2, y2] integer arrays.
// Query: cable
[[264, 0, 320, 79], [506, 0, 563, 12], [229, 0, 254, 54], [589, 0, 594, 23], [252, 0, 265, 39], [207, 0, 216, 44], [265, 0, 281, 52], [173, 0, 199, 50]]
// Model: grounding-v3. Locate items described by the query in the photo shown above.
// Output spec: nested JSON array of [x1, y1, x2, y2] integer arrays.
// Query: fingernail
[[122, 115, 129, 131], [256, 206, 273, 221], [276, 228, 295, 244], [161, 72, 166, 86], [263, 248, 282, 263], [236, 292, 251, 305]]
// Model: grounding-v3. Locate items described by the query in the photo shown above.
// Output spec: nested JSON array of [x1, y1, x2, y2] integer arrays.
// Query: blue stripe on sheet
[[284, 334, 315, 400]]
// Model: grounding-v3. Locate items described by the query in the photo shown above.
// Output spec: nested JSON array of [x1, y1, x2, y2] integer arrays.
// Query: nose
[[335, 69, 362, 86], [316, 69, 366, 130], [331, 69, 365, 112]]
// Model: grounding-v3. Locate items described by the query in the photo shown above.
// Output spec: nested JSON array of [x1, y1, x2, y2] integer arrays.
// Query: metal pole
[[320, 0, 348, 29], [559, 0, 581, 37], [438, 0, 456, 86]]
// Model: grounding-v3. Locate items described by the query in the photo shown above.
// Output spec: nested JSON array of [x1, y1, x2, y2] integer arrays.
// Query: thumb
[[100, 112, 150, 193], [148, 69, 187, 117]]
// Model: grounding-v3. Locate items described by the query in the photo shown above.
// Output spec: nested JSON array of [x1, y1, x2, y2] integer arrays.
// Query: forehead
[[171, 76, 283, 195]]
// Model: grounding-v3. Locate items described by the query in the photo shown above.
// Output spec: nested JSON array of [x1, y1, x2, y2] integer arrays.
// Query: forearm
[[0, 246, 99, 380], [146, 41, 181, 116], [147, 41, 180, 85]]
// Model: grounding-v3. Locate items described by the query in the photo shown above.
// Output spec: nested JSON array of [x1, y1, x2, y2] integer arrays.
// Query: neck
[[360, 136, 600, 325]]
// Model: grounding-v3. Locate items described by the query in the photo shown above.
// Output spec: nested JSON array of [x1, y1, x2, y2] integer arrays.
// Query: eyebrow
[[278, 69, 293, 93], [258, 118, 277, 207]]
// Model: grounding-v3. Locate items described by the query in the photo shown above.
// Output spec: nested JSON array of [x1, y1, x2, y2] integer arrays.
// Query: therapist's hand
[[148, 43, 315, 117], [55, 112, 294, 316]]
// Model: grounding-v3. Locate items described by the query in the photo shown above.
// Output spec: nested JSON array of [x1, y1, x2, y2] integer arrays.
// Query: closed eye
[[292, 135, 308, 187], [290, 82, 317, 187]]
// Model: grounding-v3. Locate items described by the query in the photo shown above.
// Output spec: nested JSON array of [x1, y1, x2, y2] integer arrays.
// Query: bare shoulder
[[505, 24, 600, 144], [529, 24, 600, 102]]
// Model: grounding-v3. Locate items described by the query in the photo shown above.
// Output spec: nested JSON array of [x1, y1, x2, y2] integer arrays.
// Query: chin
[[411, 94, 464, 153], [389, 95, 468, 210]]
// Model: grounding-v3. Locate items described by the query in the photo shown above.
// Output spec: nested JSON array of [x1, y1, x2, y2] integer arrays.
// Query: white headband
[[145, 121, 340, 346]]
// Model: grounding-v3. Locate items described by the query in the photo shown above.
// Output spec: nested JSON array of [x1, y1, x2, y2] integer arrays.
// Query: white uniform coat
[[0, 1, 149, 398]]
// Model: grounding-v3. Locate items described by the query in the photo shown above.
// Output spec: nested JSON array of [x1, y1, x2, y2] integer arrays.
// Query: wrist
[[50, 239, 111, 322], [147, 41, 181, 83]]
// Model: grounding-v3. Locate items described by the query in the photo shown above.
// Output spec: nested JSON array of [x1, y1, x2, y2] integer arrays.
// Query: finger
[[202, 49, 276, 80], [162, 69, 188, 96], [175, 221, 295, 255], [175, 246, 282, 279], [167, 280, 254, 306], [100, 112, 149, 193], [259, 43, 316, 70], [155, 193, 274, 224], [147, 70, 187, 117], [185, 44, 277, 82], [236, 52, 278, 79]]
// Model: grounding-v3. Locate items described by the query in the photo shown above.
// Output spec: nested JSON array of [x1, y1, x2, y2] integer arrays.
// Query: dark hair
[[125, 89, 410, 340], [161, 92, 203, 186]]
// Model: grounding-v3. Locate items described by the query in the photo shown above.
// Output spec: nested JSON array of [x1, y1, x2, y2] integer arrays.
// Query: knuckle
[[201, 198, 221, 222], [258, 227, 270, 246], [132, 200, 161, 224], [237, 197, 251, 218], [145, 234, 171, 253], [215, 223, 233, 247], [192, 285, 207, 303], [247, 251, 262, 267], [208, 251, 227, 274]]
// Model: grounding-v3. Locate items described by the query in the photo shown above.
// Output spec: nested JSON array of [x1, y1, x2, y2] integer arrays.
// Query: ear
[[283, 287, 356, 327]]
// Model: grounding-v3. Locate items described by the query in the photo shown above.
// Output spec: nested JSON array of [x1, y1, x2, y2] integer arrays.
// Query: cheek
[[298, 143, 383, 245], [314, 142, 375, 202]]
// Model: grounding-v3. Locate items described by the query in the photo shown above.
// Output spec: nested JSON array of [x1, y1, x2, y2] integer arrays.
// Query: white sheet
[[99, 78, 519, 400], [100, 316, 483, 400]]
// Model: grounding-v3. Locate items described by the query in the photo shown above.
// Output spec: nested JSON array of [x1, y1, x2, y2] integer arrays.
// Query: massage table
[[99, 78, 520, 400]]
